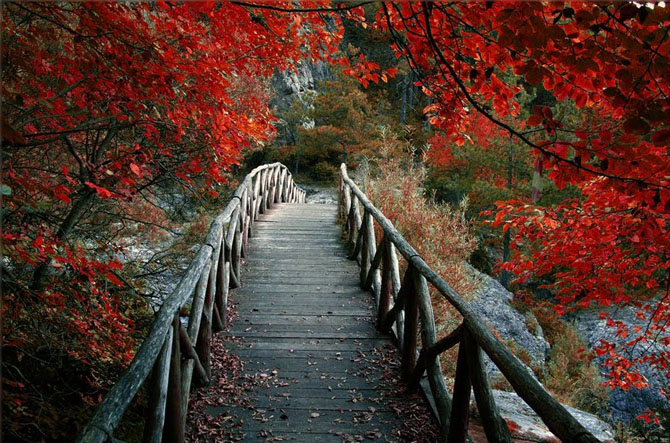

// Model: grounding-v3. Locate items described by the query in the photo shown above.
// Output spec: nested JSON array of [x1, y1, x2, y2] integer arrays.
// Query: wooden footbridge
[[78, 163, 600, 443]]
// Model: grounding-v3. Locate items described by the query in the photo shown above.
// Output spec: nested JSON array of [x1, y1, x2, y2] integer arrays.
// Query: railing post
[[253, 174, 261, 219], [448, 339, 472, 443], [263, 169, 270, 212], [464, 330, 511, 443], [389, 242, 404, 350], [364, 236, 384, 292], [274, 167, 281, 204], [194, 249, 218, 386], [232, 223, 242, 283], [360, 210, 372, 285], [240, 188, 249, 258], [163, 315, 184, 443], [259, 169, 267, 214], [268, 167, 276, 208], [347, 196, 357, 250], [377, 237, 393, 329], [338, 172, 344, 222], [143, 328, 173, 443], [401, 265, 419, 380], [413, 271, 452, 442], [213, 226, 227, 332]]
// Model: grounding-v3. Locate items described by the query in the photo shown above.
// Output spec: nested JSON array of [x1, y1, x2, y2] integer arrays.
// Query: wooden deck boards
[[216, 203, 403, 441]]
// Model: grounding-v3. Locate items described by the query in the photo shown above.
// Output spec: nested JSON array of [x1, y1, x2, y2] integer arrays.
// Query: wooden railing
[[338, 164, 599, 443], [77, 163, 305, 443]]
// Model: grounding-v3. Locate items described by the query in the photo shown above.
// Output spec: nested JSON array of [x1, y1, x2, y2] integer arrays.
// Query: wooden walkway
[[213, 203, 402, 441], [79, 163, 600, 443]]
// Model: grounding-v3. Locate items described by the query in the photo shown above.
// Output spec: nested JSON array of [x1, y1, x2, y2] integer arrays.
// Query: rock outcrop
[[270, 60, 331, 146], [467, 266, 550, 380], [469, 390, 615, 442]]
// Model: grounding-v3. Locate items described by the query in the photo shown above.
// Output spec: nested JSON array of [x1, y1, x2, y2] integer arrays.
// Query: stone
[[467, 265, 550, 381], [470, 390, 615, 442], [303, 185, 338, 205], [270, 60, 331, 146], [575, 306, 670, 423]]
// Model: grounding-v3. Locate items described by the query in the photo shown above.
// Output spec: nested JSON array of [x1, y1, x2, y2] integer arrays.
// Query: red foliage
[[1, 3, 343, 438], [346, 1, 670, 396]]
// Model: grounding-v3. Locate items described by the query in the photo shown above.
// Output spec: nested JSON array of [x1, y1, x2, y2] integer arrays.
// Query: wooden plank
[[232, 298, 371, 307], [205, 406, 399, 434], [234, 349, 376, 358], [234, 283, 361, 293], [233, 308, 372, 316], [236, 275, 356, 285], [239, 358, 375, 374]]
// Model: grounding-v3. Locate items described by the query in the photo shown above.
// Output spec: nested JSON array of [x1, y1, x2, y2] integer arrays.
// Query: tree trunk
[[501, 140, 513, 289], [30, 189, 96, 291]]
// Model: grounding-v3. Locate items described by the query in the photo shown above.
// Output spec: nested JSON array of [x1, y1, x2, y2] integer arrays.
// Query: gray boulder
[[467, 266, 550, 380], [470, 390, 615, 442]]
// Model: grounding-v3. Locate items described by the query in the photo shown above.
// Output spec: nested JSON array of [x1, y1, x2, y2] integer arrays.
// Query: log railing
[[77, 163, 305, 443], [338, 163, 599, 443]]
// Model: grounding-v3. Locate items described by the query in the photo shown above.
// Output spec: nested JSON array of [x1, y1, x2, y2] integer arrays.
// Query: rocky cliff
[[270, 60, 331, 146]]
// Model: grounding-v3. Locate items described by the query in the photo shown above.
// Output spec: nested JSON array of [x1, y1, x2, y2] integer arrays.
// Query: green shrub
[[312, 161, 338, 183]]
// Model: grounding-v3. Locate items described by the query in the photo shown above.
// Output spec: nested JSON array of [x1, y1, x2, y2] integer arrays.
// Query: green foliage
[[312, 161, 339, 183]]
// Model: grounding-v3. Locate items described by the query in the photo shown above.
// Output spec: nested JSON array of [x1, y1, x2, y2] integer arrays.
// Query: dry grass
[[363, 137, 477, 339]]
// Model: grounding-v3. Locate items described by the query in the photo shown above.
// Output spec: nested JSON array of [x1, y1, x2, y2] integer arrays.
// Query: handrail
[[77, 163, 305, 443], [338, 163, 599, 443]]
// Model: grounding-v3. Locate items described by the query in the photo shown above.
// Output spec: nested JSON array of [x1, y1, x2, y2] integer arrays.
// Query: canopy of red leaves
[[345, 1, 670, 395]]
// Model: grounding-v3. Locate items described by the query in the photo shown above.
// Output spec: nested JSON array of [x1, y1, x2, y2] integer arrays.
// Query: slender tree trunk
[[501, 140, 513, 289], [408, 71, 415, 111], [400, 76, 407, 124], [30, 126, 116, 291], [30, 189, 96, 291]]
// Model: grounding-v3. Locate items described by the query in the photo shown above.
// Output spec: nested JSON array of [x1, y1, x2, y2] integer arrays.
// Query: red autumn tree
[[346, 1, 669, 398], [1, 2, 342, 439]]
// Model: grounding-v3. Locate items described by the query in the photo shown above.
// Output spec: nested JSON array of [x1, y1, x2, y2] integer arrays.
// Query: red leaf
[[54, 193, 72, 203], [85, 181, 113, 199], [130, 163, 141, 176], [651, 129, 670, 146]]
